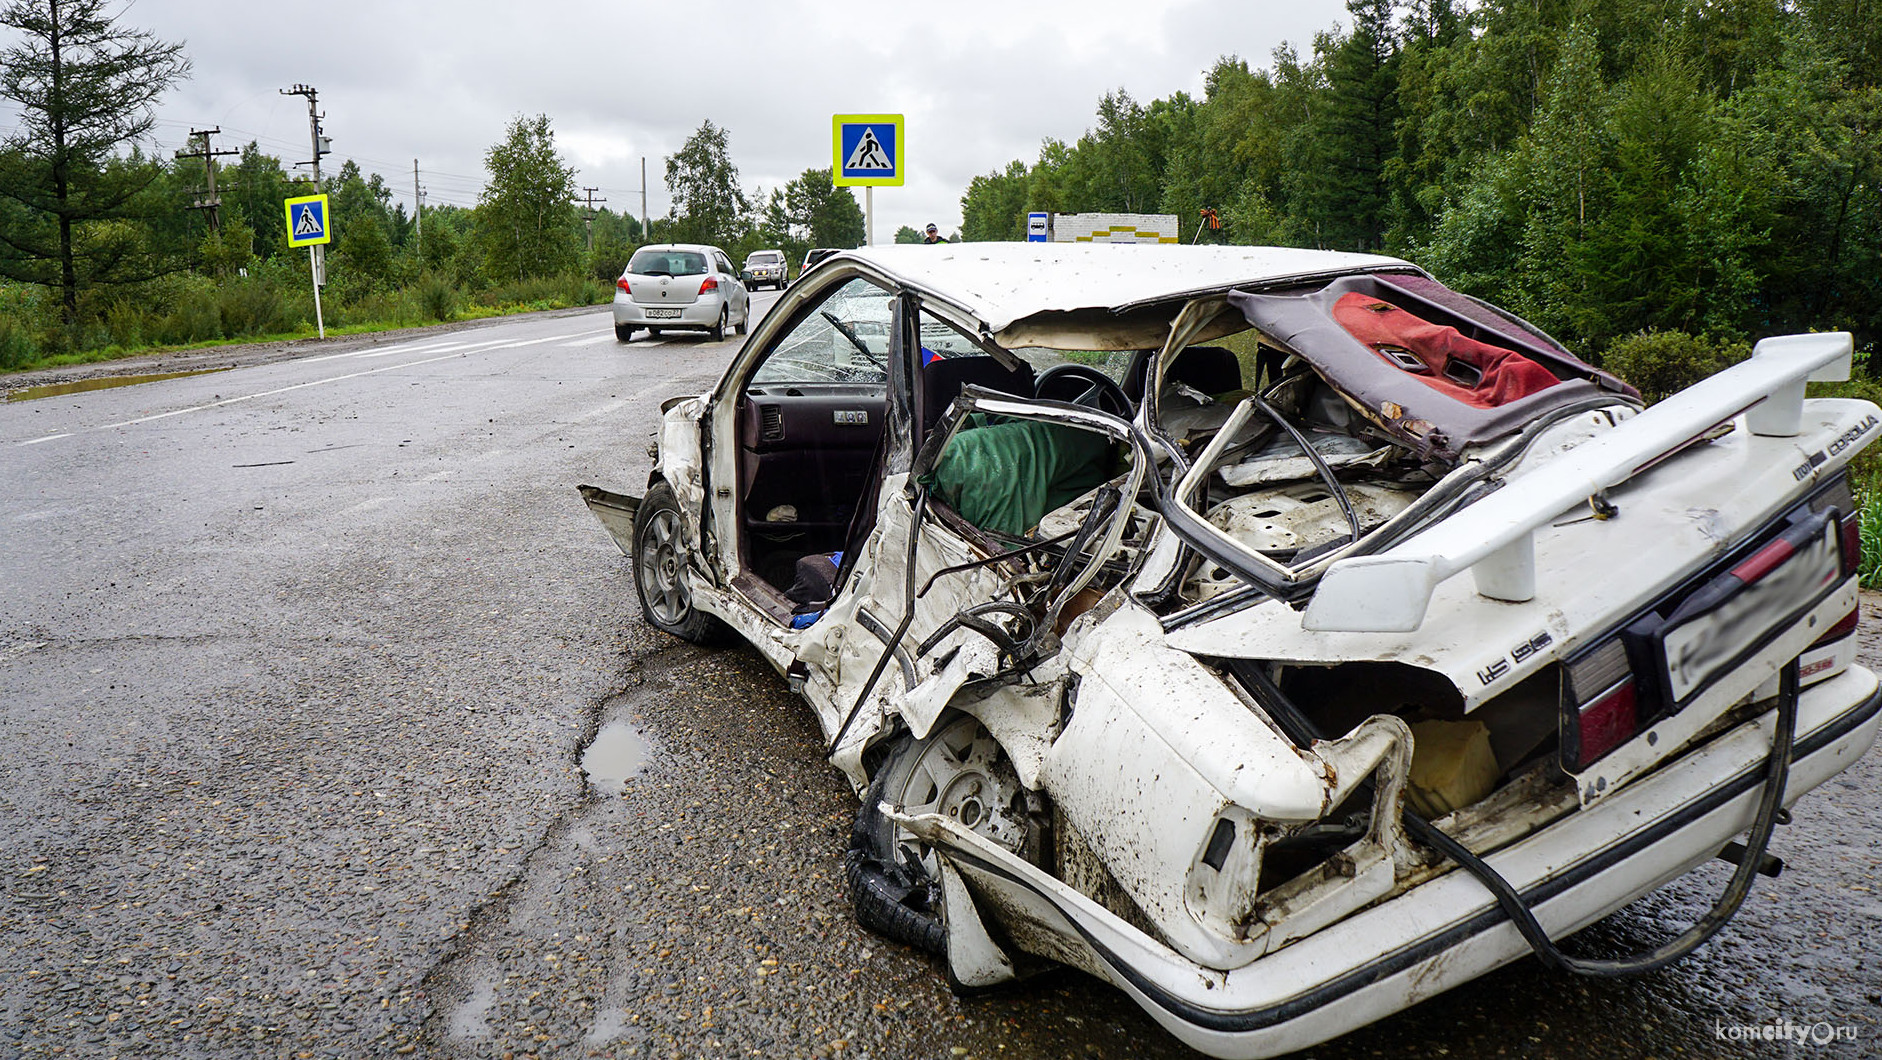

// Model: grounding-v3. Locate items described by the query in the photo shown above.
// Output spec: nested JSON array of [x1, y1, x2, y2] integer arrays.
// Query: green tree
[[330, 160, 393, 238], [477, 113, 580, 282], [586, 207, 638, 284], [781, 167, 862, 249], [329, 159, 398, 291], [419, 203, 476, 286], [196, 218, 253, 277], [665, 120, 747, 246], [893, 225, 922, 244], [334, 215, 394, 297], [960, 160, 1031, 241], [0, 0, 189, 324], [223, 144, 292, 258], [1302, 0, 1400, 250]]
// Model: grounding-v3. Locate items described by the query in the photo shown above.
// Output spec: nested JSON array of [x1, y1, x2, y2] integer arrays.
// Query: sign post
[[831, 114, 903, 245], [284, 193, 333, 337]]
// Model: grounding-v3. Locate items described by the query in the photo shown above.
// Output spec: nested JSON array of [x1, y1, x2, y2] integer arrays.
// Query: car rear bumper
[[613, 293, 724, 330], [909, 665, 1882, 1059]]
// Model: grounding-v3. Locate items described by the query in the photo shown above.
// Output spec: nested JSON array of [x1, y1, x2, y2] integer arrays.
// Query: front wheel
[[631, 481, 724, 643], [614, 322, 636, 343], [846, 714, 1042, 955]]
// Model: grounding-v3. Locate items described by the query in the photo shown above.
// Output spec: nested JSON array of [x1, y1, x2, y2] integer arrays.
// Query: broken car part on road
[[580, 242, 1881, 1058]]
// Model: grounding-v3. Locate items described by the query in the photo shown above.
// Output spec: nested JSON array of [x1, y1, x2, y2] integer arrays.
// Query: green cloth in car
[[922, 416, 1115, 537]]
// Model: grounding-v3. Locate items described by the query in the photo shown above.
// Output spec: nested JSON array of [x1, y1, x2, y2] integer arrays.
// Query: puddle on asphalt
[[6, 366, 232, 402], [579, 719, 648, 797]]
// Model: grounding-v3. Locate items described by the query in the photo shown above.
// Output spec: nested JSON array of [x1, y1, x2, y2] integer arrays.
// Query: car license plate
[[1658, 518, 1840, 702], [645, 308, 681, 319]]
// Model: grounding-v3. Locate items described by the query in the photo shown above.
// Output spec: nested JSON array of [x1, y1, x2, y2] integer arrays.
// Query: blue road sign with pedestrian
[[832, 114, 904, 187], [284, 194, 332, 247]]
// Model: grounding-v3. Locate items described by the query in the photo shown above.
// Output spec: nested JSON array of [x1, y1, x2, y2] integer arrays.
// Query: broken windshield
[[750, 277, 893, 385]]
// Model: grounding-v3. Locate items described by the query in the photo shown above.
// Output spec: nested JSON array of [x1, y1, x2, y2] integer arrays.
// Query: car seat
[[918, 356, 1036, 442]]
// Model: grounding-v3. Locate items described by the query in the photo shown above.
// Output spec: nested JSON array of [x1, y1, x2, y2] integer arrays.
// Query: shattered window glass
[[751, 277, 894, 385]]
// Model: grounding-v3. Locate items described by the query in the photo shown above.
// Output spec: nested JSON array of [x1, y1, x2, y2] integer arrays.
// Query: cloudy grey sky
[[25, 0, 1352, 239]]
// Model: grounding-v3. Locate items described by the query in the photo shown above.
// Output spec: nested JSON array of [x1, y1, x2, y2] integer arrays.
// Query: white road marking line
[[299, 337, 471, 364], [558, 332, 618, 348], [14, 332, 574, 445]]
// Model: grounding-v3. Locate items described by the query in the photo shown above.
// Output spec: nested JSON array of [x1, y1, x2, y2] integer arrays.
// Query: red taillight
[[1564, 639, 1637, 772], [1841, 513, 1862, 577], [615, 278, 631, 294], [699, 277, 719, 294], [1577, 679, 1640, 767]]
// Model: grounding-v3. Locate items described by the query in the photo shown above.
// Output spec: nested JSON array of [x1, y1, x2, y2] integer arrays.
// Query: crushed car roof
[[834, 243, 1413, 338]]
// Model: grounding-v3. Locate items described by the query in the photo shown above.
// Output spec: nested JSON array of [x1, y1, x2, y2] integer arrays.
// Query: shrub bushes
[[1, 265, 606, 374], [1598, 330, 1751, 404], [417, 272, 458, 322]]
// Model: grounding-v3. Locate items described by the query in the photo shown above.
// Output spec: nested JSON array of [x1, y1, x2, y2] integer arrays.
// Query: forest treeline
[[0, 0, 862, 370], [4, 0, 1877, 378], [959, 0, 1881, 367]]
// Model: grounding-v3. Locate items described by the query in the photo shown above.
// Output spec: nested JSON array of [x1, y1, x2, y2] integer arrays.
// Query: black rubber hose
[[1403, 658, 1799, 976], [1233, 655, 1800, 976]]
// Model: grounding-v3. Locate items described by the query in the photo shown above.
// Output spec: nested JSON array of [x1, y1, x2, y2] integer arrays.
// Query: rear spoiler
[[1304, 332, 1856, 633]]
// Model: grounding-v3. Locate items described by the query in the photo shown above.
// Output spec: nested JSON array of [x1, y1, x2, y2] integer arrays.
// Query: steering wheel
[[1033, 363, 1132, 418]]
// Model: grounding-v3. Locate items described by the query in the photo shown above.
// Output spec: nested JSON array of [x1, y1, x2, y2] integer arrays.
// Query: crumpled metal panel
[[831, 243, 1409, 346]]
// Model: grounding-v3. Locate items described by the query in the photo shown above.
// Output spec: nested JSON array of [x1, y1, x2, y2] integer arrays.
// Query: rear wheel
[[846, 714, 1040, 955], [734, 304, 749, 336], [708, 306, 727, 343], [647, 327, 663, 339], [614, 323, 636, 343], [631, 481, 724, 643]]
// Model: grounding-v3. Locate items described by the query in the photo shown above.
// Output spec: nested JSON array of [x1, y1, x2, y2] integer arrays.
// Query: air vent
[[760, 404, 784, 442]]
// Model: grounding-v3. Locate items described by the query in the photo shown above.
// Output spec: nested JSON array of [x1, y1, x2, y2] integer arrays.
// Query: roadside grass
[[1858, 475, 1882, 590], [0, 272, 611, 376]]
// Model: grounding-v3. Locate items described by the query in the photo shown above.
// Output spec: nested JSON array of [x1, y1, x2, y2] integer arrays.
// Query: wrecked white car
[[580, 243, 1882, 1058]]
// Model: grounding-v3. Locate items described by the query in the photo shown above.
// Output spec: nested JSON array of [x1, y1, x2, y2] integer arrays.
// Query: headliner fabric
[[1228, 275, 1639, 462], [1332, 292, 1562, 409]]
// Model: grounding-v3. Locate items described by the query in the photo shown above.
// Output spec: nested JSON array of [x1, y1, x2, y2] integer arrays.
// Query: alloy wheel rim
[[890, 717, 1028, 876], [639, 509, 689, 626]]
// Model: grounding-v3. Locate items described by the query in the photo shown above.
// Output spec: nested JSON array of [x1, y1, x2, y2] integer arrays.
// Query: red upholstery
[[1333, 293, 1561, 409]]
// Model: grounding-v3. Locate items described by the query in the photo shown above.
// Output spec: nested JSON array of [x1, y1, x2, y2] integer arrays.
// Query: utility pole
[[278, 84, 330, 189], [578, 186, 606, 252], [280, 84, 330, 338], [174, 127, 237, 233], [414, 159, 424, 261], [640, 157, 649, 243]]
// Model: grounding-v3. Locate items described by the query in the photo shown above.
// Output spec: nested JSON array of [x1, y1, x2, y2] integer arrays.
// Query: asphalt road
[[1, 300, 1877, 1060]]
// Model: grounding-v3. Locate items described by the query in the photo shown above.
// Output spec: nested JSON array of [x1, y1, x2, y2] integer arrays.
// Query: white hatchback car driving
[[612, 243, 751, 343]]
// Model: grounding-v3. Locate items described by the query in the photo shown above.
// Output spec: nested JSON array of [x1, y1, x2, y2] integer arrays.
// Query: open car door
[[797, 384, 1156, 774]]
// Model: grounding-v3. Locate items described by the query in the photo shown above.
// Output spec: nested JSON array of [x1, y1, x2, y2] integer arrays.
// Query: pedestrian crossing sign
[[833, 115, 903, 187], [285, 194, 332, 247]]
